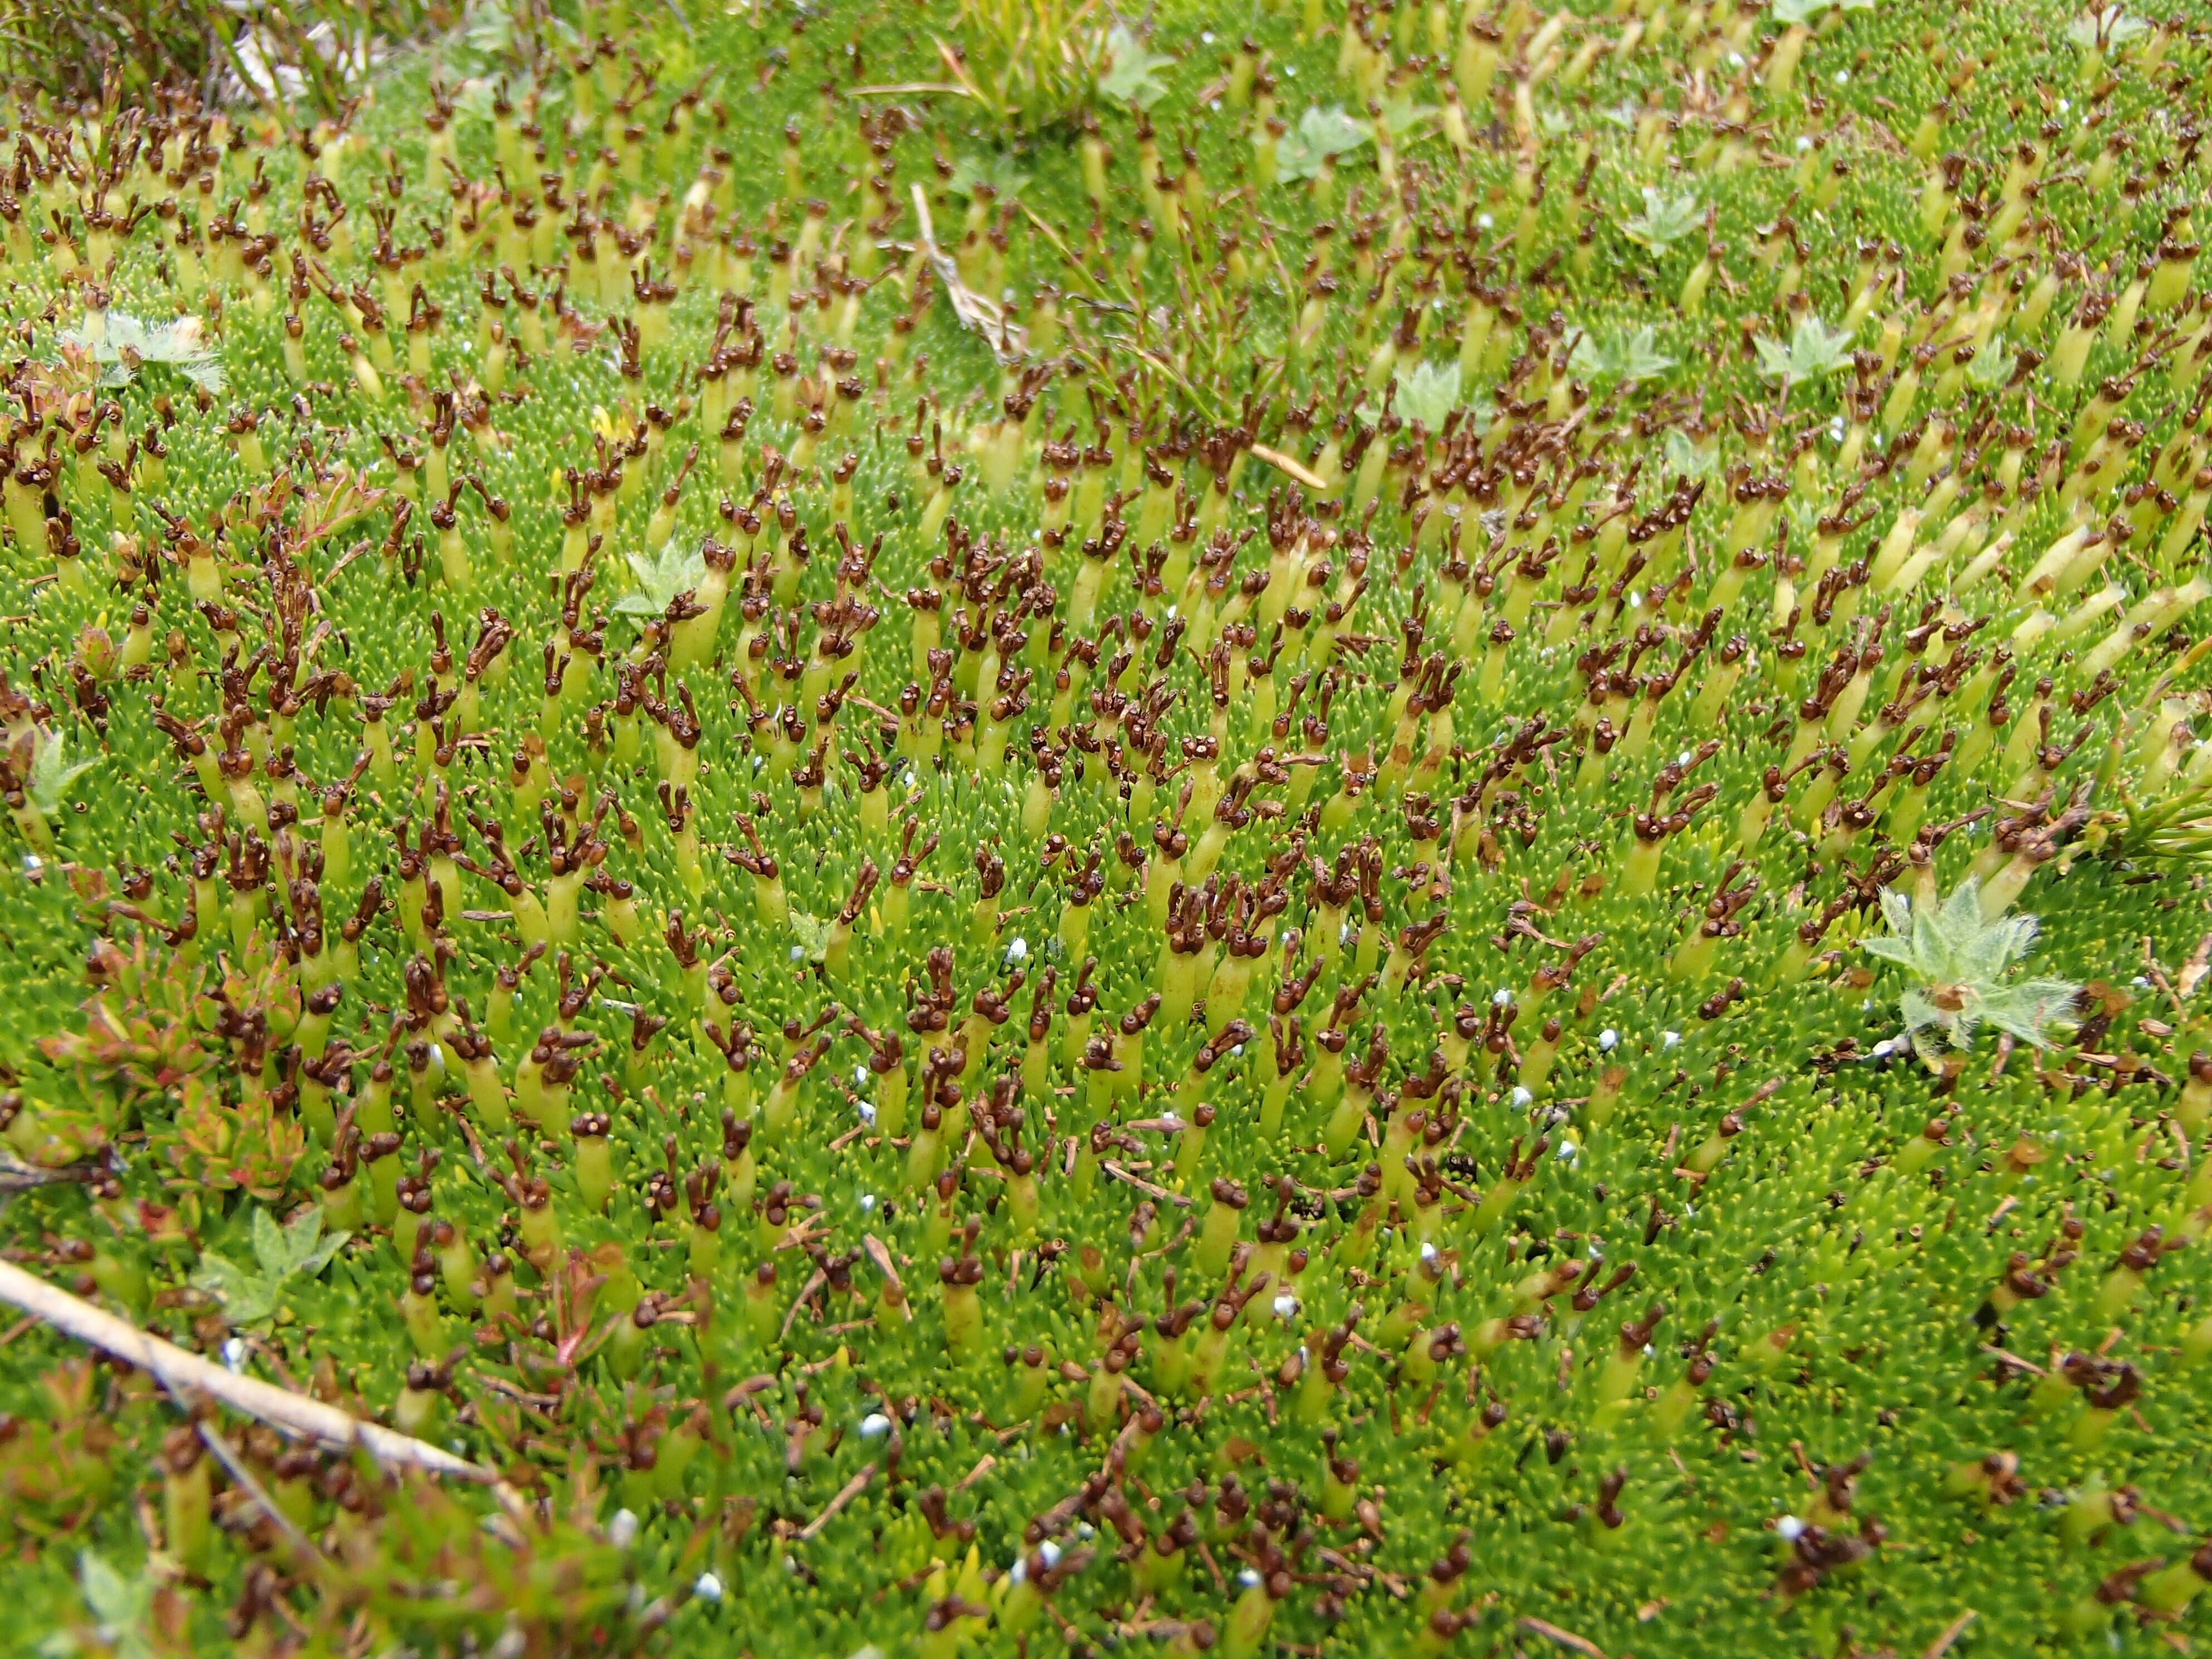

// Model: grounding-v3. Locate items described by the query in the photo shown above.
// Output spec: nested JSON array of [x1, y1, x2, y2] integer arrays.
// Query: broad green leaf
[[192, 1253, 278, 1325], [1754, 315, 1856, 386], [1098, 25, 1174, 109], [1663, 429, 1716, 478], [1967, 338, 2016, 389], [1275, 105, 1371, 183], [947, 151, 1031, 201], [789, 909, 833, 962], [58, 311, 224, 393], [618, 539, 709, 616], [28, 729, 98, 817], [1568, 324, 1677, 385], [281, 1204, 347, 1274], [1621, 186, 1702, 253], [1865, 879, 2080, 1057], [72, 1553, 155, 1659], [1394, 360, 1463, 429], [1379, 91, 1438, 139], [2067, 4, 2147, 48], [252, 1204, 290, 1278]]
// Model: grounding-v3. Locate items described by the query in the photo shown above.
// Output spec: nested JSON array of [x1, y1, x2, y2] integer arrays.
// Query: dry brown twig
[[0, 1258, 503, 1486]]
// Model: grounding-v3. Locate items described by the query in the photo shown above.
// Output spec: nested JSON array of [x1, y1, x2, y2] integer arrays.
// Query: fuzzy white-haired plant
[[1864, 877, 2082, 1064]]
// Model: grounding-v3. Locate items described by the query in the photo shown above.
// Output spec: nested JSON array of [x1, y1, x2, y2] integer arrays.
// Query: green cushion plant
[[2, 0, 2212, 1654]]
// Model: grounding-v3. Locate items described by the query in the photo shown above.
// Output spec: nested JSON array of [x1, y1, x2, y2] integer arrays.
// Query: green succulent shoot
[[190, 1204, 350, 1328], [1864, 878, 2082, 1064]]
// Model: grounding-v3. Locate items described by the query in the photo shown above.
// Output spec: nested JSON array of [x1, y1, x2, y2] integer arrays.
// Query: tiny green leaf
[[1275, 105, 1371, 183], [1098, 24, 1174, 109], [1865, 877, 2082, 1061], [1754, 315, 1857, 387], [27, 729, 97, 817], [1620, 186, 1702, 253]]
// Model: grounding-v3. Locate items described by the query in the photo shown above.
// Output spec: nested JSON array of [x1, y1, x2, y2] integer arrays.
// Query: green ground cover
[[5, 0, 2212, 1653]]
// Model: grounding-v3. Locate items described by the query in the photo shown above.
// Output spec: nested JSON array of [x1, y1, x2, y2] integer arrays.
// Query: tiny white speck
[[1161, 1112, 1184, 1129], [1662, 1031, 1681, 1050], [1477, 214, 1494, 229], [1872, 1039, 1895, 1058], [1860, 998, 1874, 1011], [1419, 1241, 1438, 1260], [1599, 1029, 1619, 1052], [2058, 98, 2070, 111], [1493, 988, 1513, 1006], [1511, 1086, 1533, 1107], [1007, 937, 1030, 961], [1200, 29, 1214, 42], [695, 1571, 724, 1602], [854, 1065, 870, 1087], [1629, 590, 1643, 608], [222, 1337, 246, 1372], [2131, 976, 2150, 987], [1833, 70, 1849, 84], [857, 1099, 877, 1124], [22, 855, 42, 871], [1273, 1292, 1300, 1317], [1728, 50, 1745, 65], [1676, 751, 1694, 767], [859, 1413, 891, 1439], [1041, 1540, 1063, 1566], [1075, 1522, 1095, 1540], [1282, 63, 1295, 75], [860, 1193, 878, 1211], [1797, 136, 1813, 152], [790, 945, 805, 961], [1239, 1568, 1263, 1588], [610, 1508, 639, 1549], [1556, 1139, 1579, 1161], [1777, 1515, 1806, 1541], [1010, 1559, 1028, 1584]]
